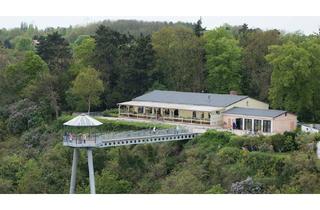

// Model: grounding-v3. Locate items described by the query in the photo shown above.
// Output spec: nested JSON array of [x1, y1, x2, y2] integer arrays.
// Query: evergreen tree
[[193, 18, 206, 37]]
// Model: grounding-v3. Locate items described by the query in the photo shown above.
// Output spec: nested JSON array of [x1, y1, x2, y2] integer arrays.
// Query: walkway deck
[[63, 128, 200, 148]]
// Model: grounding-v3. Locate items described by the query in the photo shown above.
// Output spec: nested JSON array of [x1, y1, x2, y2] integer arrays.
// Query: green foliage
[[204, 27, 242, 93], [266, 38, 320, 121], [13, 36, 34, 51], [96, 170, 132, 193], [69, 67, 104, 113], [6, 99, 46, 134], [217, 147, 243, 164], [73, 36, 95, 67], [152, 26, 205, 91], [159, 169, 206, 193], [206, 184, 226, 194]]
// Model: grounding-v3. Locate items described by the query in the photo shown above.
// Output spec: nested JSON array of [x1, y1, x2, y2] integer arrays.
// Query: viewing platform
[[63, 127, 199, 148]]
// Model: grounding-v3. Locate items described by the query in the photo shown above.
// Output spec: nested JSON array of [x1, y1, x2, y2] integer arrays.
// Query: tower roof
[[63, 114, 103, 127]]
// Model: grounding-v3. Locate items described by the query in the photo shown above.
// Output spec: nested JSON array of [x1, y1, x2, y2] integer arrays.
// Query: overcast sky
[[0, 16, 319, 35]]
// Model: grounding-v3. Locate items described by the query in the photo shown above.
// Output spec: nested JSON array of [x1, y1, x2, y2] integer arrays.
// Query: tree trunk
[[88, 97, 91, 115]]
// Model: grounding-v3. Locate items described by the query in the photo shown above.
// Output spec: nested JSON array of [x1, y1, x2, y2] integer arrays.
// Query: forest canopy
[[1, 19, 320, 194]]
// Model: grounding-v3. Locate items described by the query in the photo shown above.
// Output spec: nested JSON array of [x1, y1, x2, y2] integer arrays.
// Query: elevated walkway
[[63, 128, 200, 148]]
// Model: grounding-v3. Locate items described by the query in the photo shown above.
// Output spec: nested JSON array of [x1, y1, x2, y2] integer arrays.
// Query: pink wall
[[272, 113, 297, 133], [223, 113, 297, 134]]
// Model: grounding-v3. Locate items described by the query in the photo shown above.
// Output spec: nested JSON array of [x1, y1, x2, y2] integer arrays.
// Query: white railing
[[119, 112, 211, 125]]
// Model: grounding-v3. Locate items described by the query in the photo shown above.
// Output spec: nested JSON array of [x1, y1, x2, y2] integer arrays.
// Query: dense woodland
[[1, 19, 320, 193]]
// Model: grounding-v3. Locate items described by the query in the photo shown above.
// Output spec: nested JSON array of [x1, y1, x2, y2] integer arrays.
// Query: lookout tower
[[63, 114, 103, 194]]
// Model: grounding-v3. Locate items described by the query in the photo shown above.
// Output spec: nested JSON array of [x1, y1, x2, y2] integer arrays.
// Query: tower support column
[[87, 148, 96, 194], [70, 148, 79, 194]]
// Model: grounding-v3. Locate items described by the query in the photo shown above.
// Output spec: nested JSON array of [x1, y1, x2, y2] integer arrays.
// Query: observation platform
[[63, 127, 200, 148]]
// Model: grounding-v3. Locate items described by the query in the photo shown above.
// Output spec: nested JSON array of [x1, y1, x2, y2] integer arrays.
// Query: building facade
[[118, 90, 297, 134]]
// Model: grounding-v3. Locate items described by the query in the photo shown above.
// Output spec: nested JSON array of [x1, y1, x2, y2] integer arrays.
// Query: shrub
[[102, 108, 118, 117], [268, 134, 299, 152], [6, 99, 47, 134], [217, 147, 243, 164], [206, 184, 226, 194]]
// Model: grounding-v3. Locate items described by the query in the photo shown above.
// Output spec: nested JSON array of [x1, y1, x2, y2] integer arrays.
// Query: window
[[254, 119, 262, 132], [192, 111, 196, 118], [235, 118, 243, 130], [174, 109, 179, 117], [145, 107, 152, 115], [164, 109, 170, 116], [244, 119, 252, 131], [263, 120, 271, 133], [201, 112, 205, 119]]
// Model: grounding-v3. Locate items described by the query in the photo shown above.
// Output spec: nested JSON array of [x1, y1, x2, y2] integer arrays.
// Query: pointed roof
[[63, 114, 103, 127]]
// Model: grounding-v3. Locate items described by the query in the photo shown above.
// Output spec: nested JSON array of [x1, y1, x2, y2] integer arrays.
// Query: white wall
[[301, 125, 319, 133]]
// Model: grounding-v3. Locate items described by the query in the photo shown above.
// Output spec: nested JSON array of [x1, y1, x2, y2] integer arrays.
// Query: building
[[118, 90, 297, 134], [301, 124, 320, 133]]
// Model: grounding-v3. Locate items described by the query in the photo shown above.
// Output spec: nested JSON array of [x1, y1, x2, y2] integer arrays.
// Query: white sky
[[0, 16, 320, 35]]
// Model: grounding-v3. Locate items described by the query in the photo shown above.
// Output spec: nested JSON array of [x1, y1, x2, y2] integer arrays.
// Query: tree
[[204, 27, 243, 93], [22, 71, 60, 119], [193, 18, 206, 37], [241, 29, 281, 101], [152, 26, 205, 91], [70, 67, 104, 113], [116, 34, 155, 100], [73, 36, 95, 67], [159, 169, 206, 193], [266, 42, 314, 121], [14, 36, 34, 51], [95, 169, 132, 193], [36, 32, 72, 73], [93, 25, 129, 107], [1, 51, 49, 104], [36, 32, 72, 112]]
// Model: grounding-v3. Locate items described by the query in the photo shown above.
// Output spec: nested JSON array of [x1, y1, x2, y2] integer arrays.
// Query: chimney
[[229, 90, 238, 95]]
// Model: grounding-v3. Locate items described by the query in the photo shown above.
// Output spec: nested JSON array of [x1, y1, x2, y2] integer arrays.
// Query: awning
[[63, 114, 103, 127], [118, 101, 222, 112]]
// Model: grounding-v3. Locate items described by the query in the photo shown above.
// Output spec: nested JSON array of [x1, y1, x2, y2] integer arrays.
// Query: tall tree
[[36, 32, 72, 73], [73, 36, 96, 67], [241, 29, 281, 100], [204, 27, 242, 93], [70, 67, 104, 113], [266, 41, 314, 121], [152, 26, 204, 91], [193, 18, 206, 37], [116, 34, 155, 100], [93, 25, 128, 107], [36, 32, 72, 112]]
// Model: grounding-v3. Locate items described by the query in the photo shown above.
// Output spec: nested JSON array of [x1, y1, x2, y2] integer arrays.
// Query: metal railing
[[63, 127, 196, 148]]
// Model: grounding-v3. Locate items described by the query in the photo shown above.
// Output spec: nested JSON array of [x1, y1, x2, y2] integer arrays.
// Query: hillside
[[0, 116, 319, 194]]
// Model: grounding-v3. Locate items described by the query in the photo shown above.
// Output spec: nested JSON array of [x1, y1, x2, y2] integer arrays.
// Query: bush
[[102, 108, 118, 117], [268, 134, 299, 152], [206, 184, 226, 194], [244, 152, 286, 176], [217, 147, 243, 164], [0, 120, 7, 141], [95, 169, 132, 193], [228, 135, 266, 151], [6, 99, 47, 134]]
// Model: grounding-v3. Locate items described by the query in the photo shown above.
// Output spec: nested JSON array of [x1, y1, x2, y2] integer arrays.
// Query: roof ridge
[[150, 90, 248, 97]]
